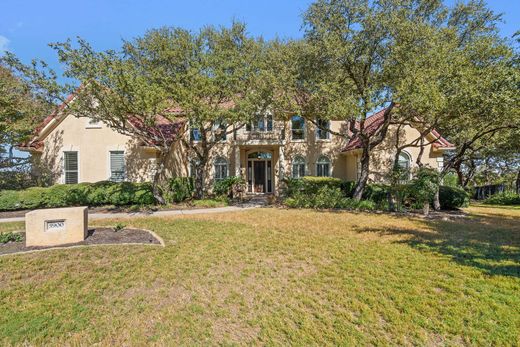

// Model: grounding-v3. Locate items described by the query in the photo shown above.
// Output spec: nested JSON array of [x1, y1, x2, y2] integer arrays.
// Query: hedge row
[[0, 181, 155, 211], [483, 191, 520, 205], [284, 177, 469, 210]]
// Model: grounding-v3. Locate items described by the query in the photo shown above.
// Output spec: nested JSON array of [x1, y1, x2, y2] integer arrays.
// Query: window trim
[[316, 155, 331, 177], [292, 156, 306, 178], [214, 157, 228, 182], [246, 114, 274, 133], [315, 119, 331, 141], [291, 115, 306, 142], [397, 151, 412, 181], [86, 118, 102, 129], [109, 150, 126, 182], [63, 150, 79, 184]]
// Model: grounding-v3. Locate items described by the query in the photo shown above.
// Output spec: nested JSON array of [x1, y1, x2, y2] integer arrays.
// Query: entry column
[[234, 146, 241, 177]]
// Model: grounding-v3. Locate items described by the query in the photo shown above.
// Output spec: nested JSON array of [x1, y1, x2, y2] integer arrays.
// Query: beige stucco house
[[19, 107, 454, 196]]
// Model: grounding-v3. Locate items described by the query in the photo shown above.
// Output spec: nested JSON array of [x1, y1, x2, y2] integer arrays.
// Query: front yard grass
[[0, 205, 519, 345]]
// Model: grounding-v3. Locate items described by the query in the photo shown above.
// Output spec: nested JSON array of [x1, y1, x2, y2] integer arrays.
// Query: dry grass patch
[[0, 206, 519, 345]]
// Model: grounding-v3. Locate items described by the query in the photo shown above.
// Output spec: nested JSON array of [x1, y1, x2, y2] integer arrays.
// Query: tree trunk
[[423, 201, 430, 216], [433, 188, 441, 211], [152, 151, 168, 205], [194, 159, 206, 199], [353, 146, 370, 201], [516, 170, 520, 195]]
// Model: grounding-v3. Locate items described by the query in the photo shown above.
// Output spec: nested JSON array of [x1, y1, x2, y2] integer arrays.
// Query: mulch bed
[[0, 228, 161, 256]]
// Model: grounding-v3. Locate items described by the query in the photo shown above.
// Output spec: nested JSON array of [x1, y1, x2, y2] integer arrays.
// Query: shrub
[[438, 185, 470, 209], [483, 191, 520, 206], [0, 232, 23, 244], [213, 176, 245, 198], [362, 184, 390, 203], [0, 181, 156, 211], [168, 177, 194, 203], [285, 176, 345, 197], [313, 186, 346, 209]]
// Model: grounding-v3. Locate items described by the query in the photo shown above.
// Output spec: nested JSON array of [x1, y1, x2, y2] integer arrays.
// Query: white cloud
[[0, 35, 10, 54]]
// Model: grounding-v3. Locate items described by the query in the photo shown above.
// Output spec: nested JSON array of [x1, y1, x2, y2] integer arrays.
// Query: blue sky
[[0, 0, 518, 74]]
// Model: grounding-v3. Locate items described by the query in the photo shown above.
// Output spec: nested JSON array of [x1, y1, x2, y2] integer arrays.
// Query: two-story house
[[19, 107, 454, 196]]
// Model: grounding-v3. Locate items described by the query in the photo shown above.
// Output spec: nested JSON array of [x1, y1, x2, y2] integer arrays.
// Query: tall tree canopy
[[44, 22, 265, 199], [290, 0, 518, 200]]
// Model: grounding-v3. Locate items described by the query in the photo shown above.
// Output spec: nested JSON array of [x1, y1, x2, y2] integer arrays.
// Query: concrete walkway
[[0, 205, 262, 224]]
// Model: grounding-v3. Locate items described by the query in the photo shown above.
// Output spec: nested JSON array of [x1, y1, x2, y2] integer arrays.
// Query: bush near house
[[167, 177, 194, 203], [483, 191, 520, 205], [0, 181, 155, 211], [284, 176, 468, 211], [213, 176, 246, 198]]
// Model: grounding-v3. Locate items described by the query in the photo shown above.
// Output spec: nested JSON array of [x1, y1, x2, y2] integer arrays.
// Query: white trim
[[107, 149, 126, 182], [85, 118, 102, 129], [61, 146, 80, 184]]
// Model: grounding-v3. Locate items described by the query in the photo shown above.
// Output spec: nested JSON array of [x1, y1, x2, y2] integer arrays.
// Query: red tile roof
[[342, 108, 454, 152]]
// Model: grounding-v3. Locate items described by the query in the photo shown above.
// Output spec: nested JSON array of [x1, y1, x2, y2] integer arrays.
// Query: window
[[64, 151, 79, 184], [291, 115, 305, 140], [190, 128, 201, 142], [397, 151, 411, 181], [247, 151, 272, 160], [246, 114, 273, 132], [109, 151, 125, 182], [292, 156, 306, 178], [214, 157, 228, 181], [86, 118, 101, 128], [315, 119, 330, 140], [316, 155, 331, 177], [213, 120, 227, 141]]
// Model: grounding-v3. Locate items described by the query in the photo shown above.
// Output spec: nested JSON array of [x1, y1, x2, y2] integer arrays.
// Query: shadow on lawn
[[355, 212, 520, 278]]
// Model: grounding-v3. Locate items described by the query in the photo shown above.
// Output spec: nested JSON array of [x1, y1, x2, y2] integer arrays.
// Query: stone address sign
[[26, 207, 88, 247]]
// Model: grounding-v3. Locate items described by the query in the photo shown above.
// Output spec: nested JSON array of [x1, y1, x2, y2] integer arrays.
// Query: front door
[[253, 161, 266, 193]]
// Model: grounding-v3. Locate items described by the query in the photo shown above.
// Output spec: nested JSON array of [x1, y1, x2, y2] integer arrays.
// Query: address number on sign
[[45, 220, 66, 231]]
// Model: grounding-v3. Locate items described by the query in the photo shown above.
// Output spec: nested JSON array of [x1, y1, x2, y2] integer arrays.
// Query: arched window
[[292, 156, 306, 178], [316, 155, 331, 177], [291, 115, 305, 140], [214, 157, 228, 181], [397, 151, 411, 181]]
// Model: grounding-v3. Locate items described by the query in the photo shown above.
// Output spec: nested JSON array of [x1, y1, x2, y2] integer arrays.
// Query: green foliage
[[168, 177, 194, 203], [285, 176, 347, 196], [213, 176, 245, 198], [483, 192, 520, 206], [0, 232, 23, 244], [285, 185, 375, 211], [409, 168, 439, 203], [114, 223, 126, 232], [0, 181, 155, 211], [438, 186, 470, 210]]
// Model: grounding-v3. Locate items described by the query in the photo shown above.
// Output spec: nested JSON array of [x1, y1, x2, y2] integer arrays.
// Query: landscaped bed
[[0, 227, 162, 256], [0, 205, 518, 345]]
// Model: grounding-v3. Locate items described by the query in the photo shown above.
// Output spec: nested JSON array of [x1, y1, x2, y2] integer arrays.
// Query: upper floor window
[[246, 114, 273, 132], [291, 115, 305, 140], [86, 118, 101, 129], [315, 119, 330, 140], [63, 151, 79, 184], [190, 128, 201, 142], [214, 157, 228, 181], [316, 155, 331, 177], [109, 151, 125, 182], [292, 156, 306, 178], [213, 120, 227, 142]]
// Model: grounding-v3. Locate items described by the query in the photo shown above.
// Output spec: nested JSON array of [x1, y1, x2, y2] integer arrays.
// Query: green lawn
[[1, 205, 519, 345]]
